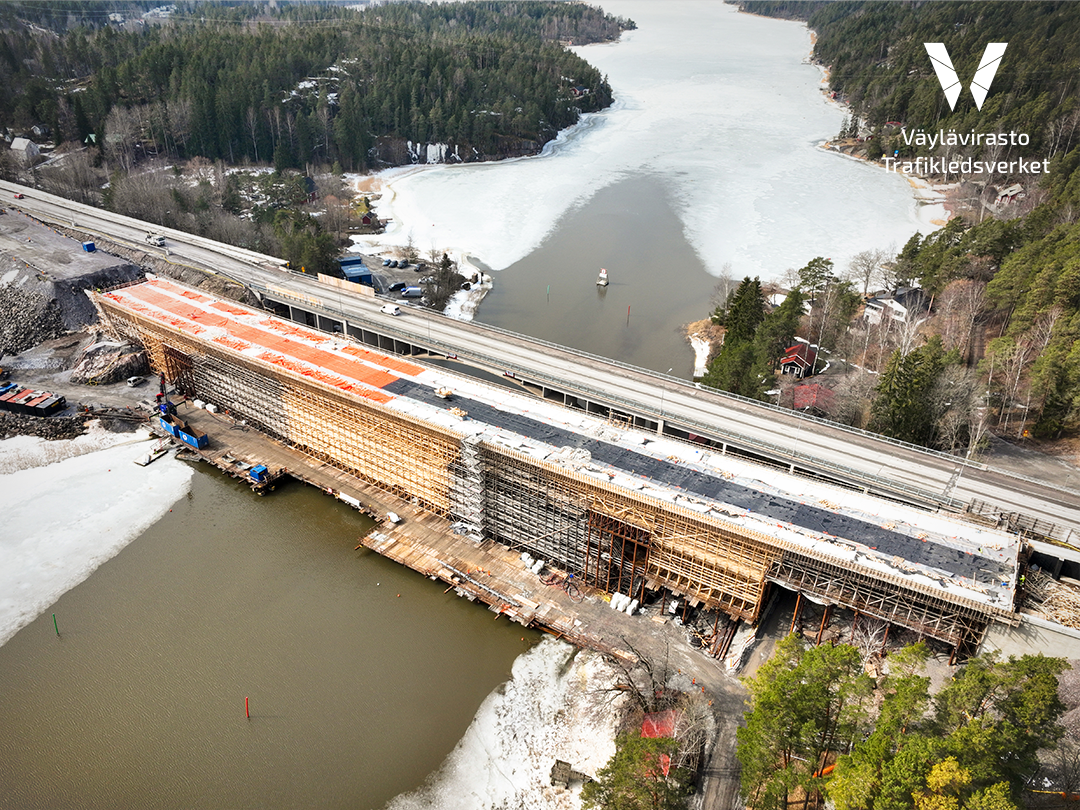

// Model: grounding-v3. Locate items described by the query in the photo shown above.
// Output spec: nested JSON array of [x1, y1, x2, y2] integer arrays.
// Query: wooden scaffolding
[[90, 286, 1015, 649]]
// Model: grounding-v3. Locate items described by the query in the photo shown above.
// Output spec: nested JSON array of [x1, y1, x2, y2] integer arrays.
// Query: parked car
[[127, 375, 147, 387], [399, 259, 409, 268], [382, 258, 391, 266], [390, 260, 399, 268], [400, 286, 423, 298], [388, 282, 407, 292], [380, 304, 401, 316]]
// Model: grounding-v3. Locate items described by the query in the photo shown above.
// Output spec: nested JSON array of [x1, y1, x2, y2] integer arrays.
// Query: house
[[9, 137, 40, 163], [780, 343, 817, 379], [359, 212, 378, 227], [996, 183, 1024, 205], [863, 286, 929, 326]]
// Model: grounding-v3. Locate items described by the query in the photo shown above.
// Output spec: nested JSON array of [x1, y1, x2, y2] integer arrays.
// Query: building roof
[[10, 137, 37, 152], [98, 277, 1023, 612], [781, 343, 817, 369]]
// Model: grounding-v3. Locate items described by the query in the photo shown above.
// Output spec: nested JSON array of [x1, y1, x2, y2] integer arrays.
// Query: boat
[[596, 268, 609, 286]]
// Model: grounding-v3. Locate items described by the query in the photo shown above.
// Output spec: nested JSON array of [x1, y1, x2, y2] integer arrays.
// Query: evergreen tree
[[702, 277, 767, 398], [738, 634, 873, 810], [868, 337, 950, 446], [754, 288, 806, 370]]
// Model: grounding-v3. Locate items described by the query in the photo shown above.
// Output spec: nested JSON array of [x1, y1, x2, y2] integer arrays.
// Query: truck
[[145, 232, 166, 247]]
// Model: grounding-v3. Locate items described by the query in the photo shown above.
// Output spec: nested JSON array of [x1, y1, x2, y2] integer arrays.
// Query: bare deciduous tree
[[933, 279, 987, 362], [103, 106, 140, 172], [847, 248, 889, 297]]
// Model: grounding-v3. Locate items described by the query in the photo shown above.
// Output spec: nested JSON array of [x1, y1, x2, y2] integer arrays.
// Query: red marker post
[[245, 696, 250, 719]]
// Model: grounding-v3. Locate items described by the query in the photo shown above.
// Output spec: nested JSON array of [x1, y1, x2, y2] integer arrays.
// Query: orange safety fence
[[118, 281, 404, 392], [212, 301, 253, 317], [213, 335, 251, 352], [258, 318, 330, 343]]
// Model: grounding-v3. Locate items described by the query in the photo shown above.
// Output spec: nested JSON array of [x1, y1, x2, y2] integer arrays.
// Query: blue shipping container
[[178, 430, 208, 450], [82, 241, 96, 252], [249, 464, 268, 482]]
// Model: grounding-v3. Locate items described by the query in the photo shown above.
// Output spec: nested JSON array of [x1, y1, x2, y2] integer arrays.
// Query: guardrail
[[9, 177, 1070, 515]]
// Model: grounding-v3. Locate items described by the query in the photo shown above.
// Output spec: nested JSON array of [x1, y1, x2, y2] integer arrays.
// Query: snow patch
[[387, 637, 625, 810]]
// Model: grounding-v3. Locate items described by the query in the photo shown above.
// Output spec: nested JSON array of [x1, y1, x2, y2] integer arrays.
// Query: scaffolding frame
[[91, 295, 463, 515], [90, 286, 1018, 649], [769, 553, 994, 650]]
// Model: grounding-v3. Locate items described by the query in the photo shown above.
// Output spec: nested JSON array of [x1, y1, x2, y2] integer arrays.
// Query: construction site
[[90, 275, 1025, 659]]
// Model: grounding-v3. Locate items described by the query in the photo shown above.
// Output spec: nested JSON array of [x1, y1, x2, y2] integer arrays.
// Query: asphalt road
[[5, 179, 1080, 540]]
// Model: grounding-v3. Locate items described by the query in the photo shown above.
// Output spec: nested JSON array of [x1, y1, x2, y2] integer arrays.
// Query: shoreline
[[818, 140, 953, 227]]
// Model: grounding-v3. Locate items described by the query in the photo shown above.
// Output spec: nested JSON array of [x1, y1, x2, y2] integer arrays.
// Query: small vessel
[[596, 267, 609, 287]]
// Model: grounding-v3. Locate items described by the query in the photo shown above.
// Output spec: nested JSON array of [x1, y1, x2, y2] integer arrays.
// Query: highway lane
[[6, 180, 1080, 538]]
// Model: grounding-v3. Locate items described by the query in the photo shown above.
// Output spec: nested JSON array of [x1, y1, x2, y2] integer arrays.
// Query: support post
[[790, 592, 803, 635], [816, 604, 831, 646]]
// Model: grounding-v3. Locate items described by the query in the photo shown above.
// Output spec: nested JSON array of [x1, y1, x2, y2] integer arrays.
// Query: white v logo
[[924, 43, 1007, 111]]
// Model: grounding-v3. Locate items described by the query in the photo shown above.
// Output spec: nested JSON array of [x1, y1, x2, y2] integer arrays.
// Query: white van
[[379, 304, 401, 316]]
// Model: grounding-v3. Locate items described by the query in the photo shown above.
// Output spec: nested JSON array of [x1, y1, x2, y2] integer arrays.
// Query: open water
[[370, 1, 934, 373], [0, 471, 537, 809]]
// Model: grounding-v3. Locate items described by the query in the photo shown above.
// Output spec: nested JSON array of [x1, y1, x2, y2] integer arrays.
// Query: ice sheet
[[0, 425, 192, 647], [352, 1, 935, 284]]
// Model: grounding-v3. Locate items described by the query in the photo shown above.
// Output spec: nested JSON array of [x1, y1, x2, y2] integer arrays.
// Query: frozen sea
[[356, 0, 941, 285]]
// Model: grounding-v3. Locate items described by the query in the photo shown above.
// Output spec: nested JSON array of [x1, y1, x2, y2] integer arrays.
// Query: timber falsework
[[90, 277, 1022, 655]]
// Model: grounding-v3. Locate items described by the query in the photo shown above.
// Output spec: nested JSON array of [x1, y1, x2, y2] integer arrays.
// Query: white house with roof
[[9, 137, 39, 163], [863, 286, 929, 326]]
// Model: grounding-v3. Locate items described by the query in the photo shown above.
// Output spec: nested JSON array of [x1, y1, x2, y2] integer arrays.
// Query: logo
[[924, 43, 1007, 111]]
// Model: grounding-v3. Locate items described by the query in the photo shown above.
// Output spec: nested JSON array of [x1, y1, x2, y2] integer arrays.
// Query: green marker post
[[52, 613, 59, 637]]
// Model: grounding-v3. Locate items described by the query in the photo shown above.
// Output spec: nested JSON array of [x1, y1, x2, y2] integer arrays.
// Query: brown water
[[475, 175, 721, 377], [0, 468, 538, 809]]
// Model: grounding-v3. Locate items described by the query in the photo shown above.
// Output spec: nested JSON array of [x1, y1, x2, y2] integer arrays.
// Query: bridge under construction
[[90, 276, 1023, 656]]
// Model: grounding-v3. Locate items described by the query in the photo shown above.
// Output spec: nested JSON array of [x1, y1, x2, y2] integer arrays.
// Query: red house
[[780, 343, 817, 379]]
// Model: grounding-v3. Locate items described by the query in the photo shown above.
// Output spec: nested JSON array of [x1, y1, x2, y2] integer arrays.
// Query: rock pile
[[69, 340, 149, 385], [0, 410, 87, 441], [0, 284, 64, 356]]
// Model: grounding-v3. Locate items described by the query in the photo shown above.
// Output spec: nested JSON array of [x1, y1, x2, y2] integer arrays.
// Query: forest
[[739, 636, 1072, 810], [0, 1, 630, 279], [0, 1, 631, 169], [708, 1, 1080, 446]]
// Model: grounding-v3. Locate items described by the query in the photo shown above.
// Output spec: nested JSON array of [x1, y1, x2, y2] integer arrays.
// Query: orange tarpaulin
[[110, 280, 410, 402]]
